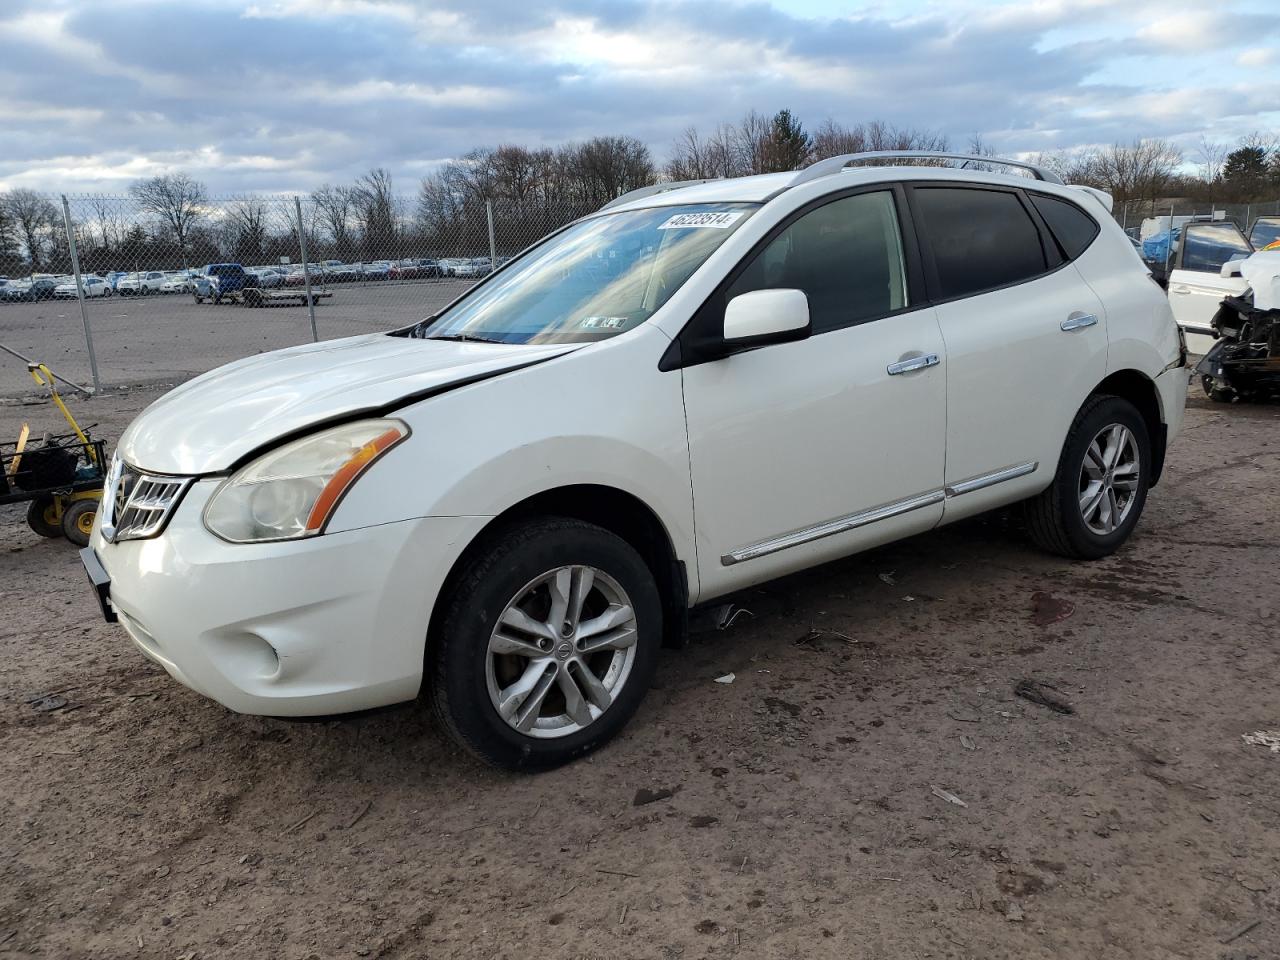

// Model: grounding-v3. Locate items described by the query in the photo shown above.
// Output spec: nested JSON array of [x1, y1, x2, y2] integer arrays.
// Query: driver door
[[677, 187, 948, 600]]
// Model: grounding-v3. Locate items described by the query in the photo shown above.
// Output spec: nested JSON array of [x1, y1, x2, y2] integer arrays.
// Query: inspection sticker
[[658, 211, 744, 230]]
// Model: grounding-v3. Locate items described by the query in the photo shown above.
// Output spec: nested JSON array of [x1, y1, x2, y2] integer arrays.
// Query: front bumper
[[1154, 364, 1189, 444], [90, 479, 489, 716]]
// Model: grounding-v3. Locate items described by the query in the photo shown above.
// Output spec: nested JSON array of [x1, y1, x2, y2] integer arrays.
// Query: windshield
[[415, 202, 758, 345]]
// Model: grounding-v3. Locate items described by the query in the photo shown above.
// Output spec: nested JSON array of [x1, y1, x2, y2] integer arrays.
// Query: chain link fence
[[0, 192, 595, 396], [3, 189, 1280, 396]]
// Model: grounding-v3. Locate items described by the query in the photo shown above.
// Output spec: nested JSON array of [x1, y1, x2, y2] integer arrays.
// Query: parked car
[[282, 264, 323, 287], [322, 261, 360, 282], [247, 266, 286, 288], [105, 271, 129, 292], [85, 153, 1188, 771], [159, 272, 193, 294], [439, 257, 485, 278], [1161, 220, 1255, 354], [117, 271, 166, 296], [53, 275, 112, 298], [199, 263, 250, 301], [1, 277, 61, 302], [388, 259, 421, 280], [357, 261, 391, 280]]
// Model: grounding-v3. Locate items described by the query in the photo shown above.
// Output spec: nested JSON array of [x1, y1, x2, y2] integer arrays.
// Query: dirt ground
[[1, 383, 1277, 960]]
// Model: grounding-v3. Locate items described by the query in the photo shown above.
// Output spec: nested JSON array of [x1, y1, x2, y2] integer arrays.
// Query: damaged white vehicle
[[83, 152, 1188, 770]]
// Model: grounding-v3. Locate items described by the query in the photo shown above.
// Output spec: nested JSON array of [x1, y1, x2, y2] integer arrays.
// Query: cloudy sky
[[2, 0, 1278, 196]]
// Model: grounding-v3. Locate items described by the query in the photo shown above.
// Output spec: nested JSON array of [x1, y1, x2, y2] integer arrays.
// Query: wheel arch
[[1091, 368, 1166, 486], [427, 484, 690, 659]]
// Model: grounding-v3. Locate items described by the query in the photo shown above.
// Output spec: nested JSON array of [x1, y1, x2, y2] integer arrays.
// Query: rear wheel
[[1201, 374, 1236, 403], [61, 499, 97, 547], [26, 498, 61, 538], [1025, 395, 1151, 560], [429, 517, 662, 771]]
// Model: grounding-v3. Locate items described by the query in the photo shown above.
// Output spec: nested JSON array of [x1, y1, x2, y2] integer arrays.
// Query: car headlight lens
[[203, 419, 409, 543]]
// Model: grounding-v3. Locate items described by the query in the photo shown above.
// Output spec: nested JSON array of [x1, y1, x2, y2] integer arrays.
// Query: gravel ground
[[0, 279, 476, 397], [1, 382, 1278, 960]]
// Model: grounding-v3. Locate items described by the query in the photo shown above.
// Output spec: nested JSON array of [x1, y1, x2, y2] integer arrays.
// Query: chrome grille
[[101, 454, 193, 543]]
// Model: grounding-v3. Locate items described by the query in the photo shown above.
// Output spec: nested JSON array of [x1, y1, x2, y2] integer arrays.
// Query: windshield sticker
[[579, 316, 629, 330], [658, 211, 745, 230]]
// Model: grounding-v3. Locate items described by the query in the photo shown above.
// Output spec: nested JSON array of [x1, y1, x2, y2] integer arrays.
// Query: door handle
[[1170, 286, 1191, 295], [1060, 313, 1098, 332], [886, 353, 940, 376]]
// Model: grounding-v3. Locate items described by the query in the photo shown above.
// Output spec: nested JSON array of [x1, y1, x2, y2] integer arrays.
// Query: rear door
[[907, 184, 1108, 521], [1167, 221, 1252, 353]]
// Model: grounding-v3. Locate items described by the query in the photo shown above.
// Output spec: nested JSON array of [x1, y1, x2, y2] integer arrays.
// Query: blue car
[[195, 263, 249, 302]]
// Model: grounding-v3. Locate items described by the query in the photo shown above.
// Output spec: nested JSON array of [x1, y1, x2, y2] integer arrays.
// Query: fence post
[[1121, 200, 1128, 231], [294, 196, 319, 343], [486, 199, 497, 272], [60, 195, 101, 394], [1164, 202, 1174, 274]]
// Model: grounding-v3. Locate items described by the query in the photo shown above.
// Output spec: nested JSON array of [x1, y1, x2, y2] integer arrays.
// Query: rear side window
[[1029, 193, 1099, 260], [913, 188, 1047, 300], [725, 191, 909, 335]]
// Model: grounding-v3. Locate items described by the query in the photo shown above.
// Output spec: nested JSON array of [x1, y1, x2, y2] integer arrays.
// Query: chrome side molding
[[944, 460, 1038, 497], [721, 460, 1038, 565]]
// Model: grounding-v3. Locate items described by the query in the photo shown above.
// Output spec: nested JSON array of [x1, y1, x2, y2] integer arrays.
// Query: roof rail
[[598, 178, 721, 211], [789, 151, 1064, 188]]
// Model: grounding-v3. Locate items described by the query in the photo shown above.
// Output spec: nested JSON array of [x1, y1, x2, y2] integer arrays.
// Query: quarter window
[[913, 188, 1048, 299], [1029, 193, 1100, 260], [725, 191, 908, 335]]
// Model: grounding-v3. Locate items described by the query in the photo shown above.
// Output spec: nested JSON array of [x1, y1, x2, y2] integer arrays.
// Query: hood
[[118, 333, 579, 474]]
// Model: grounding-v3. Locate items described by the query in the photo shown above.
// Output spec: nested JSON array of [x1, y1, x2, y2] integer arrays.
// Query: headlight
[[203, 419, 409, 543]]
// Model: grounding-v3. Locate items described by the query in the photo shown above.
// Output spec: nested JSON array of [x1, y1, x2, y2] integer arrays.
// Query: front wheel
[[1025, 395, 1151, 560], [26, 498, 62, 538], [429, 517, 662, 771]]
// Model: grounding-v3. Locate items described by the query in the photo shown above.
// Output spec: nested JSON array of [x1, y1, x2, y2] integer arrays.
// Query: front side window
[[913, 187, 1048, 299], [725, 191, 908, 334], [1181, 223, 1252, 272], [1249, 217, 1280, 249], [417, 203, 758, 345]]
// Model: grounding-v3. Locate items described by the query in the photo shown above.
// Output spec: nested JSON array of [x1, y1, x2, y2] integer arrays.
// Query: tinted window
[[1181, 223, 1252, 272], [725, 191, 908, 335], [1029, 193, 1099, 259], [914, 188, 1047, 299]]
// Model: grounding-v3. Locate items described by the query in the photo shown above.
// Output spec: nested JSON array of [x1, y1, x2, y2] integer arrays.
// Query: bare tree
[[129, 172, 207, 267], [1196, 136, 1229, 184], [311, 184, 357, 257], [811, 119, 868, 161], [666, 127, 718, 180], [353, 168, 398, 257], [1084, 139, 1183, 203], [2, 188, 59, 270], [561, 137, 655, 206], [227, 199, 269, 262]]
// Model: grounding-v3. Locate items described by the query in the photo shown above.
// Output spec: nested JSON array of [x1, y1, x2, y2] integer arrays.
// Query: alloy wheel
[[1078, 423, 1140, 535], [485, 565, 638, 739]]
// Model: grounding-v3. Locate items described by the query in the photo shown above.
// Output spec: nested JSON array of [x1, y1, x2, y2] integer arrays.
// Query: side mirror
[[723, 288, 811, 348]]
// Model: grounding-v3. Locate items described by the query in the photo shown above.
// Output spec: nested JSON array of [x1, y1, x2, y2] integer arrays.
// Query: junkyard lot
[[0, 280, 476, 396], [0, 386, 1277, 959]]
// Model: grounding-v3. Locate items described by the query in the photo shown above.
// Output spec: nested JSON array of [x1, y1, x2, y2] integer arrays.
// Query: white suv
[[83, 152, 1189, 770]]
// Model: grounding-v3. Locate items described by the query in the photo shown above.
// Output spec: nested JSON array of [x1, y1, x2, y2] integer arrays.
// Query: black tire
[[61, 499, 97, 547], [26, 498, 62, 538], [1200, 374, 1235, 403], [193, 294, 203, 304], [1025, 395, 1151, 560], [429, 517, 662, 772]]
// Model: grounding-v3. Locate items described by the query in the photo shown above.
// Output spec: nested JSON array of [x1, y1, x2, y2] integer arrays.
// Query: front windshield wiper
[[428, 333, 508, 344]]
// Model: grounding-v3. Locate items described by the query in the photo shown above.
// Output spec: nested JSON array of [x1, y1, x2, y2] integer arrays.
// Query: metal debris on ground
[[1030, 591, 1075, 627], [1242, 731, 1280, 754], [714, 604, 754, 630], [714, 673, 735, 685], [1014, 679, 1075, 715], [960, 735, 976, 751], [794, 628, 857, 646], [29, 695, 70, 713], [878, 572, 897, 586], [633, 787, 675, 807], [930, 785, 968, 808]]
